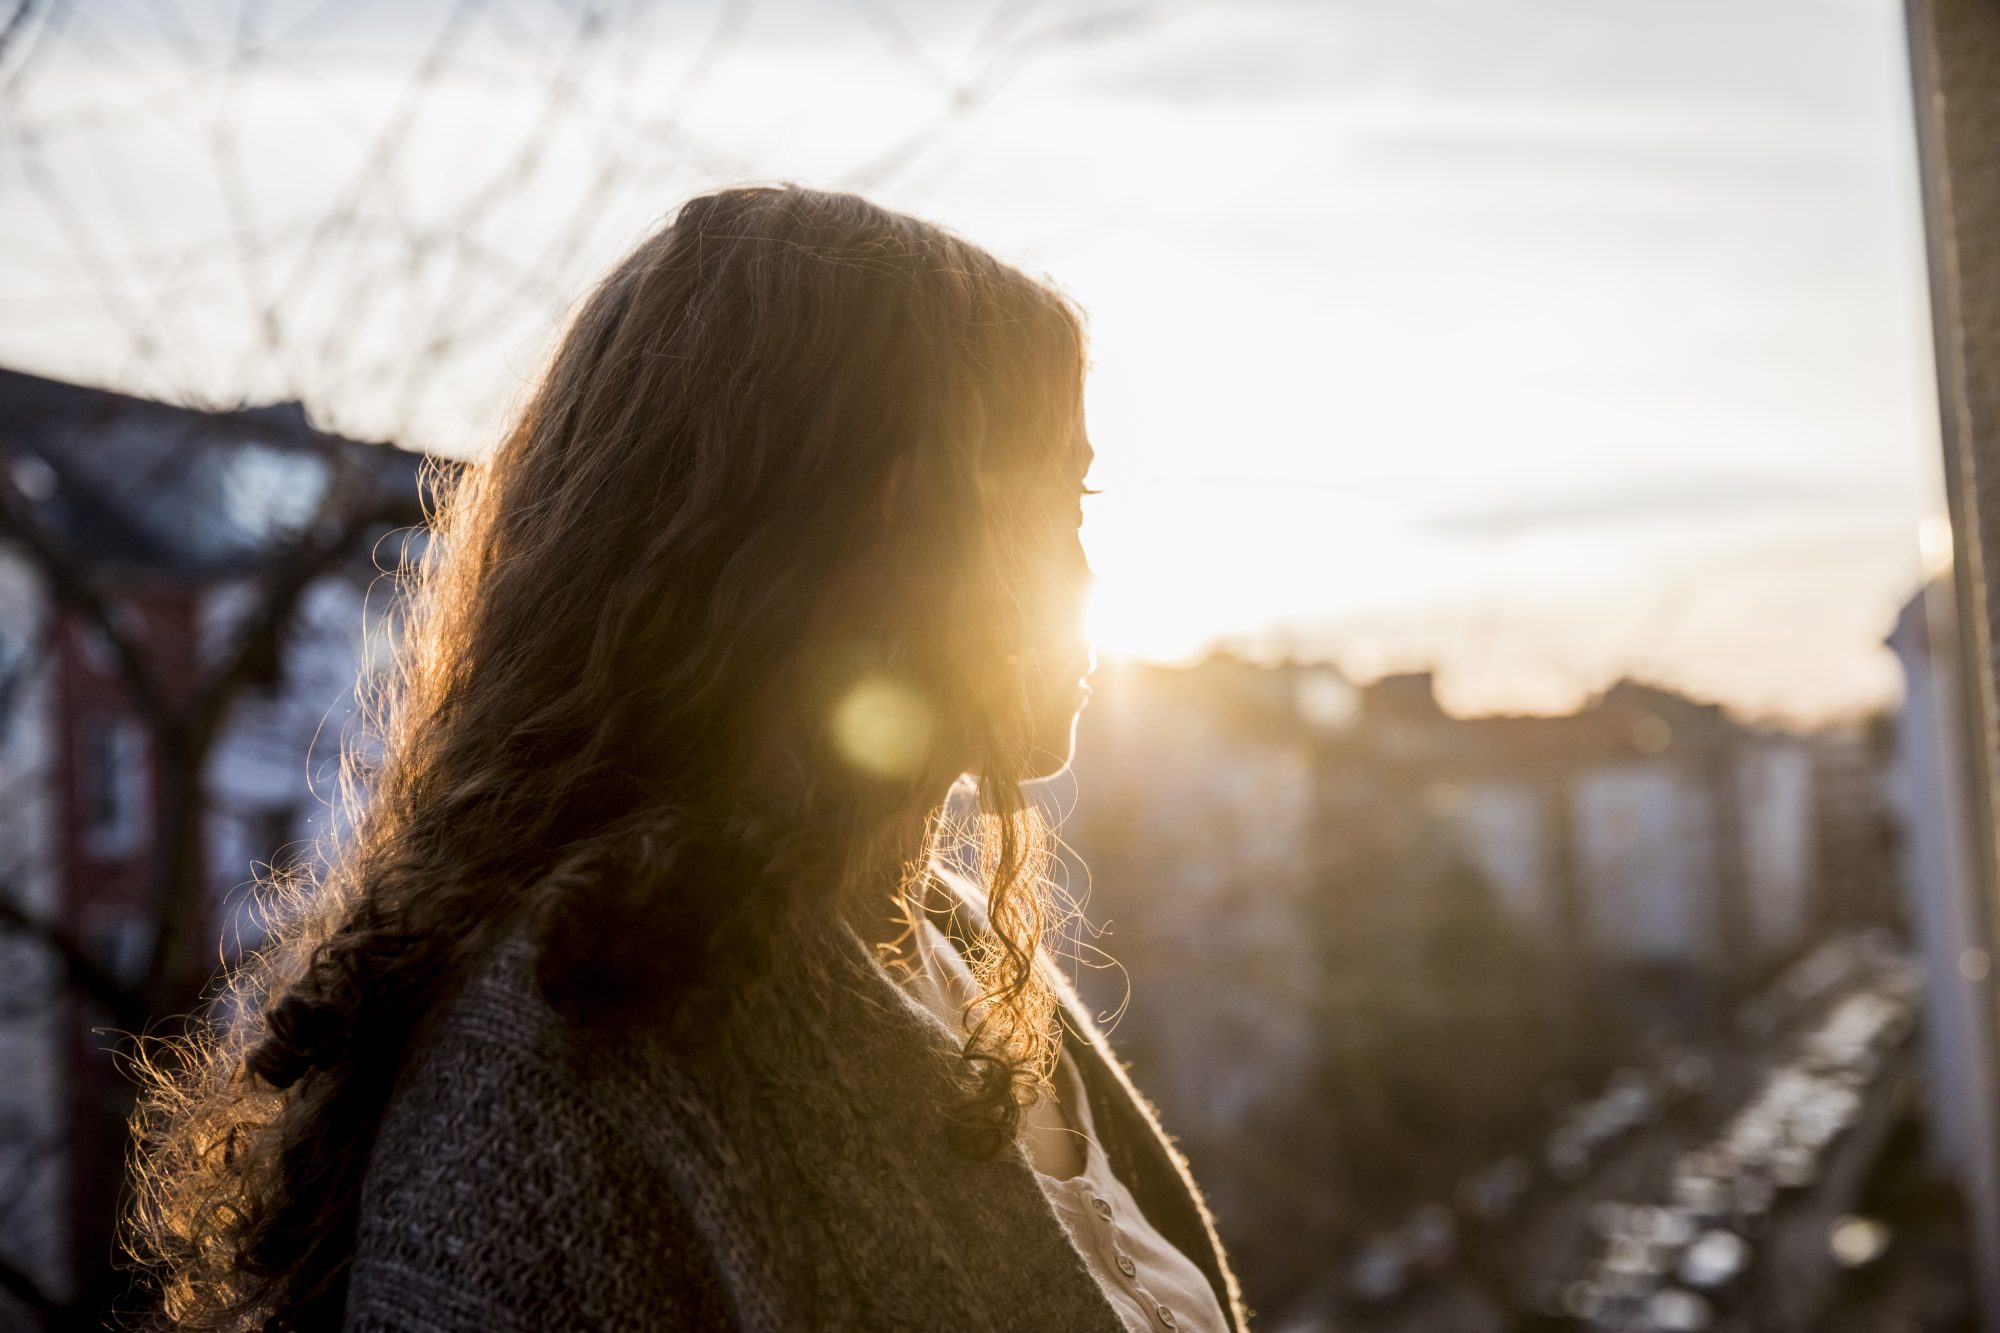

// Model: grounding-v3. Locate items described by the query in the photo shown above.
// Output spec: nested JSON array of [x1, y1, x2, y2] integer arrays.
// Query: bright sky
[[0, 0, 1943, 725]]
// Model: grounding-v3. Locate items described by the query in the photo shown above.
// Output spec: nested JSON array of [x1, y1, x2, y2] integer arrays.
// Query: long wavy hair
[[125, 183, 1090, 1332]]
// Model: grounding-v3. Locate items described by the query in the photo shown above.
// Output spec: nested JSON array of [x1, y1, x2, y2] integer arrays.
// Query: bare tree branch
[[0, 0, 40, 70], [0, 895, 143, 1030], [0, 1254, 65, 1331], [0, 446, 175, 720]]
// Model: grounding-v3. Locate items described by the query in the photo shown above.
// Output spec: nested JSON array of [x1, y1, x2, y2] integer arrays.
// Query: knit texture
[[342, 905, 1250, 1332]]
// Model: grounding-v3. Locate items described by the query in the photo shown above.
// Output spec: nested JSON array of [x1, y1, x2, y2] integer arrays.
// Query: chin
[[1025, 753, 1075, 784], [1023, 705, 1085, 782]]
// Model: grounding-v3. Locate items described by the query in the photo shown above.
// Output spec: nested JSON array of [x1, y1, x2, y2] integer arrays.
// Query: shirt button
[[1156, 1305, 1176, 1328], [1116, 1253, 1136, 1278], [1093, 1196, 1114, 1221]]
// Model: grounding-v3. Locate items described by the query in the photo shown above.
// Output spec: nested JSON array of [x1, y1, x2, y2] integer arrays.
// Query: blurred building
[[0, 513, 63, 1297], [0, 366, 430, 1303], [1069, 651, 1854, 1052], [1885, 582, 2000, 1217], [1063, 655, 1339, 1124], [1355, 673, 1833, 1028], [1062, 653, 1888, 1315]]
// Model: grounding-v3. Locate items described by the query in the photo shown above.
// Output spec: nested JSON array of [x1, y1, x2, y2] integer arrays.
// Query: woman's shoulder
[[343, 930, 741, 1331]]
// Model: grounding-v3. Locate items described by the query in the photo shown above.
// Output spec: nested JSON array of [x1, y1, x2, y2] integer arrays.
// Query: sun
[[1085, 578, 1218, 664]]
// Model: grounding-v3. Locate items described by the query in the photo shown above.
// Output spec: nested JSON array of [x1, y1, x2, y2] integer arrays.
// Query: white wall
[[1737, 738, 1818, 962], [1449, 780, 1553, 932], [1572, 763, 1712, 965]]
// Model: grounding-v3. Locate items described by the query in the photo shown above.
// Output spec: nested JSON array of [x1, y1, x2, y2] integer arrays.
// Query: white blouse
[[897, 911, 1231, 1333]]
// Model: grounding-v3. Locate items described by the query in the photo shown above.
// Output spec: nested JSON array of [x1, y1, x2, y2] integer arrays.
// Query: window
[[77, 711, 147, 859]]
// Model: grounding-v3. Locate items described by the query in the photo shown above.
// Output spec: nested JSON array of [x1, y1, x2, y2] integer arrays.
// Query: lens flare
[[831, 675, 933, 779]]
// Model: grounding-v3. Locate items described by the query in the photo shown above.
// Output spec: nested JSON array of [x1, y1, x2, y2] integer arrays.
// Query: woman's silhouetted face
[[1017, 425, 1096, 780]]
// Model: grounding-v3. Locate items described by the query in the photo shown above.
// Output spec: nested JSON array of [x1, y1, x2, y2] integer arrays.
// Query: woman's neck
[[822, 788, 960, 972]]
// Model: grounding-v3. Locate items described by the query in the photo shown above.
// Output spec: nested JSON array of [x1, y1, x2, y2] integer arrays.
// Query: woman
[[128, 184, 1249, 1332]]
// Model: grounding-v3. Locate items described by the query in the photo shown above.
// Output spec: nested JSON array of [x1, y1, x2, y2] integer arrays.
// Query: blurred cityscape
[[1054, 634, 1976, 1331], [0, 363, 1982, 1330]]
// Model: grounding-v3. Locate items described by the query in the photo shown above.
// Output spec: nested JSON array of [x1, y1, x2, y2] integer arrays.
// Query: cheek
[[1068, 543, 1094, 627], [1037, 541, 1091, 633]]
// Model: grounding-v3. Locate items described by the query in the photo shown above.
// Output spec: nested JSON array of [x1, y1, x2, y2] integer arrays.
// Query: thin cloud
[[1414, 473, 1889, 541]]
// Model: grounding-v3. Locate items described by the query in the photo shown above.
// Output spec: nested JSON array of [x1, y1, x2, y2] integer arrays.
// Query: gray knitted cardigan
[[341, 901, 1251, 1332]]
